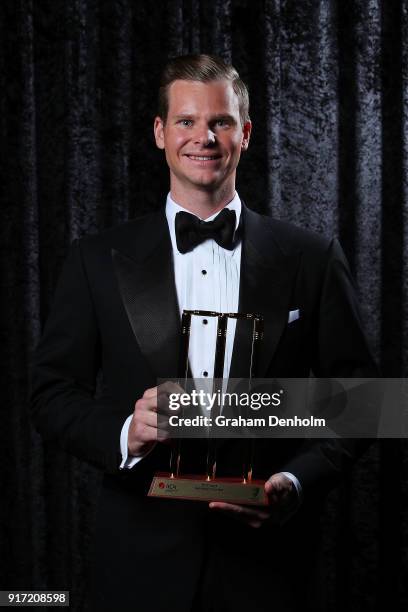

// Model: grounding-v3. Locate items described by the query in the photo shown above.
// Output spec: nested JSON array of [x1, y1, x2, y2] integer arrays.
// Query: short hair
[[158, 54, 250, 126]]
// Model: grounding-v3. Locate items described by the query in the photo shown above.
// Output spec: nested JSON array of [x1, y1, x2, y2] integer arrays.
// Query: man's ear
[[154, 116, 165, 150], [241, 120, 252, 151]]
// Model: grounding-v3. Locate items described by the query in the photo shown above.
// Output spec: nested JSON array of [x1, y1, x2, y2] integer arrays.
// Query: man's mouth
[[185, 154, 221, 161]]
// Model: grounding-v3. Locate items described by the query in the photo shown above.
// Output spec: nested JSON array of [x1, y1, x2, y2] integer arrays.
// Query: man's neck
[[169, 184, 236, 219]]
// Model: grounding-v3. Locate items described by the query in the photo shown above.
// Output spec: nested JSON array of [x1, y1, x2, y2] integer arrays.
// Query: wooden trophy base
[[148, 472, 268, 505]]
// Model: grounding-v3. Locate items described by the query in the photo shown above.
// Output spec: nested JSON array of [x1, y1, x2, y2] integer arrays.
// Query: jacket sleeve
[[280, 238, 379, 497], [30, 239, 127, 474]]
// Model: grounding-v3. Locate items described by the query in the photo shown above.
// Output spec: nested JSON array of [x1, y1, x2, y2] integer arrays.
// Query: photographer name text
[[168, 415, 326, 428]]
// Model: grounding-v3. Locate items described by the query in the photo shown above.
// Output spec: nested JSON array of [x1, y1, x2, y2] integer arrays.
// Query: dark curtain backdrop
[[1, 0, 408, 610]]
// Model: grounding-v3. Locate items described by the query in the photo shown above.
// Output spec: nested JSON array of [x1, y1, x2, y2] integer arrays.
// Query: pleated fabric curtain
[[1, 1, 408, 610]]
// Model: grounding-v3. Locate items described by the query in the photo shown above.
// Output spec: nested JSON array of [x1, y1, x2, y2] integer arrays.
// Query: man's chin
[[187, 173, 225, 191], [193, 183, 227, 194], [171, 169, 232, 193]]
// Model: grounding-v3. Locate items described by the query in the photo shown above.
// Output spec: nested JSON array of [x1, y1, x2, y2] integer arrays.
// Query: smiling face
[[154, 79, 251, 203]]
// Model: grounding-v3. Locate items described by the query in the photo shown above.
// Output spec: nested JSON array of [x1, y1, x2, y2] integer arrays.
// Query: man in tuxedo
[[31, 55, 377, 611]]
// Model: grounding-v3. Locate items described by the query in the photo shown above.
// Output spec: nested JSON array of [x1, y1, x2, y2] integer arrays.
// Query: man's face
[[154, 79, 251, 194]]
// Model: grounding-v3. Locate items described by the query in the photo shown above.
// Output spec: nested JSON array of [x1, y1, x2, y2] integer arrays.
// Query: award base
[[148, 473, 268, 505]]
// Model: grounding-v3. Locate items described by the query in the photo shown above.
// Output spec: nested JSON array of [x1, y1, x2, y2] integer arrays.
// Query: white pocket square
[[288, 309, 300, 324]]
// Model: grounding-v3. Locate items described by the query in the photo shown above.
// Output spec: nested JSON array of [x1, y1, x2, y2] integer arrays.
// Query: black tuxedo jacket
[[30, 204, 377, 612]]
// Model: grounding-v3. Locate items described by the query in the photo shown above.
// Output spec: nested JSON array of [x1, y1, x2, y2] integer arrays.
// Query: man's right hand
[[128, 382, 183, 457], [128, 386, 163, 457]]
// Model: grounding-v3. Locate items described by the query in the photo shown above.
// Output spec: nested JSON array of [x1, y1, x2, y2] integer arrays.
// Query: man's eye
[[179, 119, 193, 127], [216, 119, 229, 127]]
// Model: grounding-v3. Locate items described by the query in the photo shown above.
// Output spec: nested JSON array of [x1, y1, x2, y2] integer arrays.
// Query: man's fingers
[[208, 475, 296, 527], [135, 397, 157, 414], [132, 421, 157, 442], [129, 386, 175, 456], [265, 474, 284, 491], [264, 474, 300, 524], [142, 387, 157, 400], [133, 410, 170, 437], [132, 421, 169, 442], [158, 381, 185, 395], [134, 407, 158, 428], [140, 384, 185, 414], [208, 501, 271, 525], [265, 474, 292, 502]]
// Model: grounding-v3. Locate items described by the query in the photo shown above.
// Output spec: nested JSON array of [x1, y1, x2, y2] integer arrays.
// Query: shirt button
[[201, 269, 207, 275], [203, 371, 208, 377], [202, 319, 208, 325]]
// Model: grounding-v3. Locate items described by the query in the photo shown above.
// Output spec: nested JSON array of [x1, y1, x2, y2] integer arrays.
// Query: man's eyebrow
[[212, 114, 236, 122], [172, 113, 237, 122], [173, 114, 196, 120]]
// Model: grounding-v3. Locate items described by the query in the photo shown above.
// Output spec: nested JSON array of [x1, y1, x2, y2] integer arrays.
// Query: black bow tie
[[175, 208, 238, 254]]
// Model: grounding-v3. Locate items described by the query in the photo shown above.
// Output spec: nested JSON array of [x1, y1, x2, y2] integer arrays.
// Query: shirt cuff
[[119, 414, 154, 469]]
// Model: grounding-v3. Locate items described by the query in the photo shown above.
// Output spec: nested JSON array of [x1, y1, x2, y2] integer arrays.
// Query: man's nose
[[194, 126, 216, 146]]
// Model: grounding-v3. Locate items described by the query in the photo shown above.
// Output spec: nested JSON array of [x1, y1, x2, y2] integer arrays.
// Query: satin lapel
[[229, 206, 301, 378], [112, 210, 181, 379]]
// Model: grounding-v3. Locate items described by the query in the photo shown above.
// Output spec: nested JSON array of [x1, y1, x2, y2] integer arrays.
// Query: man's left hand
[[208, 473, 299, 528]]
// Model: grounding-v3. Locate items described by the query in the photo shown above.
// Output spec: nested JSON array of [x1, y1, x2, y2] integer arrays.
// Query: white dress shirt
[[167, 192, 242, 380], [118, 193, 301, 503]]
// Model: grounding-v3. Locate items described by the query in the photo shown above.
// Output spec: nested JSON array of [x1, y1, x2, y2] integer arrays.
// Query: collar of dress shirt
[[165, 192, 242, 255]]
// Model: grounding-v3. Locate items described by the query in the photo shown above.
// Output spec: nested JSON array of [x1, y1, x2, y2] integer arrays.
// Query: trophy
[[148, 310, 268, 505]]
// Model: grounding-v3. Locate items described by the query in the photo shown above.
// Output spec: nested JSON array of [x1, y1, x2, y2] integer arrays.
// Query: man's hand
[[128, 386, 168, 457], [128, 382, 184, 457], [208, 473, 299, 528]]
